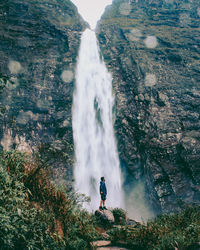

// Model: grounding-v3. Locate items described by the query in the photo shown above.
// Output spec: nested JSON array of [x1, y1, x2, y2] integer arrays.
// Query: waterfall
[[72, 28, 124, 211]]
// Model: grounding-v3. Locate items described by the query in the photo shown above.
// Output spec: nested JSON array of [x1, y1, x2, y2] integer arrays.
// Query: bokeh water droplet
[[8, 60, 22, 74], [144, 36, 158, 48], [61, 70, 74, 83]]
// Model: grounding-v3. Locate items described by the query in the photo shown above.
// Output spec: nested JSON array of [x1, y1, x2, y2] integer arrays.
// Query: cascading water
[[72, 28, 124, 211]]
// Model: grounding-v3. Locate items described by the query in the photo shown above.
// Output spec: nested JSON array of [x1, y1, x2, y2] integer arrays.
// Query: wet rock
[[126, 218, 138, 227], [98, 0, 200, 213], [95, 209, 115, 225], [0, 0, 86, 185]]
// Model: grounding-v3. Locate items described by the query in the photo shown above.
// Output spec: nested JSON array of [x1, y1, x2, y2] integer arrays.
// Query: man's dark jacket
[[100, 181, 107, 196]]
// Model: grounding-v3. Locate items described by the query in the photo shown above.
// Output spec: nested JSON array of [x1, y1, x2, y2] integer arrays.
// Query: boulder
[[91, 240, 111, 247], [126, 218, 138, 227], [95, 209, 115, 225]]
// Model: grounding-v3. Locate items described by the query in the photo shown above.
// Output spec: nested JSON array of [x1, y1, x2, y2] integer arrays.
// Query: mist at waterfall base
[[72, 29, 124, 211], [120, 160, 155, 221], [124, 179, 155, 221]]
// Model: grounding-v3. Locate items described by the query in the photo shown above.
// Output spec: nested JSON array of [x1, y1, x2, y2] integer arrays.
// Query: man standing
[[99, 177, 107, 210]]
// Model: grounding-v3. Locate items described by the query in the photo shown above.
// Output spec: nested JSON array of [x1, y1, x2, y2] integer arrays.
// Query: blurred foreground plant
[[0, 150, 97, 250]]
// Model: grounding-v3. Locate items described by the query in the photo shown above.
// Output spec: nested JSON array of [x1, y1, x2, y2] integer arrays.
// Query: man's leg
[[103, 198, 107, 209], [99, 199, 103, 210]]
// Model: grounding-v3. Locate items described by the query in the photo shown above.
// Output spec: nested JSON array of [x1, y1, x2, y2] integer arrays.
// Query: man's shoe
[[103, 206, 107, 210], [99, 206, 103, 211]]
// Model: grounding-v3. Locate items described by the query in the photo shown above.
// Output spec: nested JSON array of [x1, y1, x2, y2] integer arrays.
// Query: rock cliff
[[0, 0, 86, 185], [97, 0, 200, 213], [0, 0, 199, 215]]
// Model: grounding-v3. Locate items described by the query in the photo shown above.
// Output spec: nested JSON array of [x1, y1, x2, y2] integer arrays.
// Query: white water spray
[[72, 29, 124, 211]]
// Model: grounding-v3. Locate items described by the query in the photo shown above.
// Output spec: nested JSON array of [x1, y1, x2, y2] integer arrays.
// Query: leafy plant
[[108, 206, 200, 250], [0, 159, 59, 249], [112, 208, 127, 225], [0, 73, 11, 93], [0, 150, 97, 249]]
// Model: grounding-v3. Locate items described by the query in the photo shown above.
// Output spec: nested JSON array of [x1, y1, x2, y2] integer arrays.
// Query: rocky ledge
[[98, 0, 200, 213]]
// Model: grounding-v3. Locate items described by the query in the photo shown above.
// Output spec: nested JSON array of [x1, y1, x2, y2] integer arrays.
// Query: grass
[[108, 206, 200, 250]]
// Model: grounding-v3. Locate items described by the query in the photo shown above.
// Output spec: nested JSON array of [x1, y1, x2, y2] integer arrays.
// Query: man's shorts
[[101, 194, 106, 201]]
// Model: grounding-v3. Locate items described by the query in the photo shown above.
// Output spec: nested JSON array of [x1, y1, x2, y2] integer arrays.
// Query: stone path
[[91, 241, 128, 250], [97, 247, 128, 250], [91, 241, 111, 247]]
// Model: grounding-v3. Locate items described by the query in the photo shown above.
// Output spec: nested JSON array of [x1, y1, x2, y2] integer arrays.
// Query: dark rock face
[[0, 0, 86, 185], [97, 0, 200, 213]]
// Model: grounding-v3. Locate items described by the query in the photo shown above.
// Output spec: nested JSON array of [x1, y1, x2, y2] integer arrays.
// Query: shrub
[[108, 206, 200, 250], [0, 159, 60, 249], [0, 150, 97, 249], [112, 208, 127, 225]]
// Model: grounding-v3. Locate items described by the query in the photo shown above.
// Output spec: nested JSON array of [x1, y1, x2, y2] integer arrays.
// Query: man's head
[[101, 177, 105, 182]]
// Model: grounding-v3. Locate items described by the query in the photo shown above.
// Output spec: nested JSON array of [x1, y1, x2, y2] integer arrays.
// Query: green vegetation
[[112, 208, 127, 225], [0, 150, 96, 250], [0, 150, 199, 249], [108, 206, 200, 250], [0, 73, 10, 94]]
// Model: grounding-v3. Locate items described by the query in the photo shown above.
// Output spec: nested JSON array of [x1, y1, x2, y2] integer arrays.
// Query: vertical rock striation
[[97, 0, 200, 213], [0, 0, 86, 185]]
